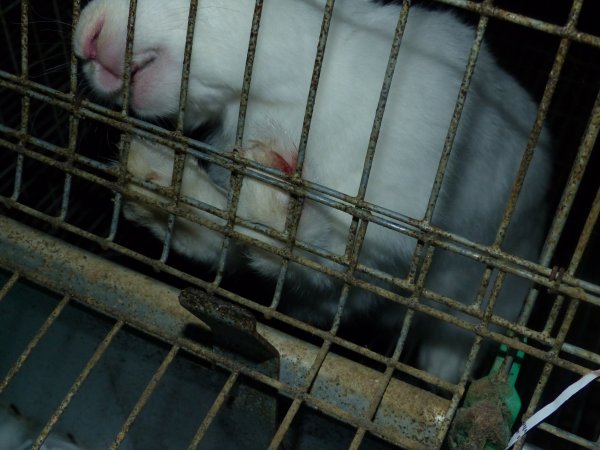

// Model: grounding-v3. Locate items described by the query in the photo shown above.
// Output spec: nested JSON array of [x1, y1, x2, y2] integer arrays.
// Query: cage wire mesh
[[0, 0, 599, 449]]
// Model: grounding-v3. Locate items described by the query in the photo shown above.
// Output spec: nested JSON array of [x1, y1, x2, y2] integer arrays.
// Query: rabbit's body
[[75, 0, 552, 381]]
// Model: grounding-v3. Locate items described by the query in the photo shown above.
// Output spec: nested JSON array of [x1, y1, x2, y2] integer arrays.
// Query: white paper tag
[[505, 369, 600, 449]]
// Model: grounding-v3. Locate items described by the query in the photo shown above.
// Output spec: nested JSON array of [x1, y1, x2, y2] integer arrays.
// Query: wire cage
[[0, 0, 599, 449]]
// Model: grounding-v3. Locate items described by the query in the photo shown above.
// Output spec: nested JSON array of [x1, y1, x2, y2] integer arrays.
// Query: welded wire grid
[[0, 0, 599, 449]]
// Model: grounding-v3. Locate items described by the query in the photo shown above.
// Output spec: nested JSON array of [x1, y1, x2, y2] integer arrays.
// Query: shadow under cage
[[0, 0, 599, 449]]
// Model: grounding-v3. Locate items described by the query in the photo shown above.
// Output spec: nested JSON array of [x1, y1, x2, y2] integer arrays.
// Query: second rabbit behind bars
[[73, 0, 552, 381]]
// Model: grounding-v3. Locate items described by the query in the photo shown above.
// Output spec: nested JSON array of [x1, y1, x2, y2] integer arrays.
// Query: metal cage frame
[[0, 0, 599, 449]]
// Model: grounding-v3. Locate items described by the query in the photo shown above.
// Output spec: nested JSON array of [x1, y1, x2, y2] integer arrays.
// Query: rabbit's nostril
[[83, 16, 105, 60]]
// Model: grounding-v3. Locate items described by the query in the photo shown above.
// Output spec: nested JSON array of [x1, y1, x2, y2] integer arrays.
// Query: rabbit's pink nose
[[82, 15, 105, 60]]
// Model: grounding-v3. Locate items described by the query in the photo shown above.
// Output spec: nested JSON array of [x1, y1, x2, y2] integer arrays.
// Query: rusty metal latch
[[179, 287, 280, 366]]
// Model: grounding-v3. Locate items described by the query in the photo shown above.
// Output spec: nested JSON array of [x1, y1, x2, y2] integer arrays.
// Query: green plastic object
[[448, 345, 524, 450]]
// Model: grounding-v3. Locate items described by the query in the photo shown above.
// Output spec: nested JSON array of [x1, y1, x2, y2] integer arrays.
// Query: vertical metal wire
[[158, 0, 200, 264], [212, 0, 264, 287], [108, 345, 179, 450], [234, 0, 264, 149], [347, 315, 412, 450], [516, 180, 600, 450], [158, 214, 176, 263], [356, 1, 410, 200], [106, 0, 138, 242], [269, 0, 409, 440], [264, 0, 337, 319], [422, 4, 489, 222], [0, 295, 71, 395], [175, 0, 198, 134], [514, 0, 587, 330], [282, 0, 336, 215], [532, 78, 600, 308], [406, 0, 490, 311], [12, 0, 29, 202], [266, 259, 289, 312], [107, 193, 123, 241], [31, 320, 124, 450], [270, 204, 375, 449], [348, 233, 432, 450], [493, 2, 585, 384], [186, 371, 240, 450], [58, 0, 83, 223], [346, 0, 411, 316], [120, 0, 137, 116], [0, 271, 19, 304]]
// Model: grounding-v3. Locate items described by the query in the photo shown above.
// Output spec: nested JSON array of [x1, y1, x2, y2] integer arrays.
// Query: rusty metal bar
[[186, 371, 240, 450], [0, 294, 71, 395], [339, 2, 413, 352], [56, 0, 82, 225], [495, 13, 576, 247], [209, 0, 265, 288], [270, 0, 337, 297], [294, 0, 335, 173], [438, 336, 485, 445], [156, 0, 202, 263], [31, 320, 124, 450], [12, 0, 28, 203], [537, 422, 599, 450], [271, 333, 348, 449], [175, 0, 198, 133], [267, 259, 289, 312], [517, 87, 600, 336], [541, 180, 599, 339], [348, 306, 416, 449], [1, 200, 599, 384], [235, 0, 263, 148], [521, 9, 598, 289], [356, 0, 410, 200], [108, 344, 180, 450], [1, 76, 599, 306], [120, 0, 137, 115], [268, 397, 303, 450], [424, 3, 489, 222], [500, 5, 586, 352], [0, 271, 19, 304], [0, 216, 450, 448], [428, 0, 600, 49], [411, 0, 492, 340], [515, 174, 600, 450], [4, 123, 597, 312]]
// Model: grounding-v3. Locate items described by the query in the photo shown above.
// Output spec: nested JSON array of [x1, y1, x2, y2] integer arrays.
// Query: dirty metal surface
[[0, 215, 450, 449]]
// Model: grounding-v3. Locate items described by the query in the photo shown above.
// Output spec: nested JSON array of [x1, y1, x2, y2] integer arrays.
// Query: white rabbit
[[74, 0, 552, 381]]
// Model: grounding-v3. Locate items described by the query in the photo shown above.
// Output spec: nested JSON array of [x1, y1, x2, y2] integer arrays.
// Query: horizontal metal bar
[[1, 155, 598, 316], [2, 197, 599, 381], [2, 140, 599, 327], [428, 0, 600, 48], [537, 422, 600, 450], [0, 215, 450, 448], [1, 73, 599, 302], [0, 199, 457, 393]]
